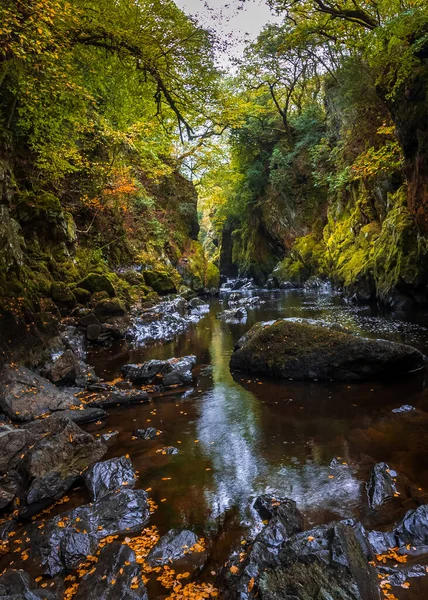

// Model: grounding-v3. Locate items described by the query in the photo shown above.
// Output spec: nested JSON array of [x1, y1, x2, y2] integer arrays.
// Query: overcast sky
[[174, 0, 281, 67]]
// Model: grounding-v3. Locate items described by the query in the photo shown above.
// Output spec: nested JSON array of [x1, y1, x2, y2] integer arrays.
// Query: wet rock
[[0, 568, 57, 599], [133, 427, 159, 439], [83, 456, 137, 501], [143, 270, 176, 295], [0, 473, 22, 510], [392, 404, 416, 413], [0, 365, 77, 421], [216, 308, 247, 321], [223, 496, 304, 599], [367, 463, 398, 509], [230, 319, 426, 381], [86, 388, 149, 408], [0, 426, 37, 473], [86, 323, 102, 341], [79, 313, 100, 327], [74, 542, 148, 600], [101, 431, 119, 442], [159, 446, 179, 455], [368, 504, 428, 554], [19, 418, 107, 517], [29, 488, 150, 576], [78, 273, 115, 297], [146, 529, 199, 567], [51, 407, 107, 425], [377, 563, 427, 588], [43, 350, 98, 387], [256, 520, 380, 600], [122, 355, 196, 387]]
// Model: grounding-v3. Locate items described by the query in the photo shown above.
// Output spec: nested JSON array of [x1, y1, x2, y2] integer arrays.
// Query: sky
[[174, 0, 282, 67]]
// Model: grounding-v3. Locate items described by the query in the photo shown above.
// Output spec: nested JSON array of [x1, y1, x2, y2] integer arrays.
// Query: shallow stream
[[85, 288, 428, 598]]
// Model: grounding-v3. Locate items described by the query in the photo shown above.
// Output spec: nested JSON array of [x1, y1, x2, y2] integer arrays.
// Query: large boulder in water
[[230, 319, 425, 381], [146, 529, 199, 567], [83, 456, 137, 501], [0, 365, 78, 421]]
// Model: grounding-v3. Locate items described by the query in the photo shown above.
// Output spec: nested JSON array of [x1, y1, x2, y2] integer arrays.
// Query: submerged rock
[[73, 542, 148, 600], [0, 365, 77, 421], [29, 488, 150, 576], [121, 355, 196, 387], [146, 529, 199, 567], [230, 319, 425, 381], [133, 427, 159, 439], [83, 456, 137, 501], [216, 308, 247, 322]]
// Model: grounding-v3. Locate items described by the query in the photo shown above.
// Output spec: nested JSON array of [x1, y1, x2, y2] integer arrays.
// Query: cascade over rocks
[[0, 365, 78, 421], [230, 319, 425, 381]]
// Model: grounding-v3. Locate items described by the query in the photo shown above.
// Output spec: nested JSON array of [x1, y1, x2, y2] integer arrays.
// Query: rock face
[[230, 319, 425, 381], [43, 350, 98, 387], [0, 365, 78, 421], [30, 488, 150, 576], [0, 425, 36, 473], [73, 542, 148, 600], [83, 456, 137, 501], [121, 355, 196, 387], [146, 529, 199, 567]]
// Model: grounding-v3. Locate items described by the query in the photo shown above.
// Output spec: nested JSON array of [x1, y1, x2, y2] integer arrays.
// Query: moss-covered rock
[[230, 319, 425, 381], [78, 273, 115, 296], [143, 270, 176, 295], [73, 287, 91, 304], [50, 282, 76, 307], [90, 291, 110, 306], [93, 299, 126, 321]]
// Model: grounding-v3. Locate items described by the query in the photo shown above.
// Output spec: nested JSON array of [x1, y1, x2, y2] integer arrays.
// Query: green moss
[[73, 287, 91, 304], [143, 270, 176, 295], [51, 282, 76, 307], [78, 273, 116, 296]]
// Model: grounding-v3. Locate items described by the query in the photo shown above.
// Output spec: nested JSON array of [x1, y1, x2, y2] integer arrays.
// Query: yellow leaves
[[248, 577, 255, 592], [307, 536, 315, 542], [229, 565, 239, 574]]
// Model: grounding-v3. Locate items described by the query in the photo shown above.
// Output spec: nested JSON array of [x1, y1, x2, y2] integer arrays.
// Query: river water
[[86, 288, 428, 598]]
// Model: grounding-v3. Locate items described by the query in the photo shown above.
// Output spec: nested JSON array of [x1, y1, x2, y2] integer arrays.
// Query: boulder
[[0, 473, 22, 510], [0, 426, 37, 473], [19, 418, 107, 516], [143, 270, 176, 295], [0, 365, 78, 421], [93, 299, 126, 322], [51, 282, 76, 308], [29, 488, 150, 576], [121, 355, 196, 387], [366, 463, 398, 509], [230, 319, 426, 381], [369, 504, 428, 554], [257, 520, 380, 600], [86, 323, 102, 341], [159, 446, 179, 455], [79, 313, 100, 327], [83, 456, 137, 501], [78, 273, 115, 297], [73, 287, 92, 304], [43, 350, 98, 387], [146, 529, 199, 567], [0, 568, 57, 600], [73, 542, 148, 600]]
